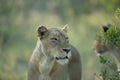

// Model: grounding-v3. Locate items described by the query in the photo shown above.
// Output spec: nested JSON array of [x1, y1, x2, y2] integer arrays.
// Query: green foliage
[[99, 56, 107, 64], [96, 8, 120, 48], [95, 8, 120, 80], [96, 55, 120, 80], [98, 26, 120, 48], [115, 8, 120, 19]]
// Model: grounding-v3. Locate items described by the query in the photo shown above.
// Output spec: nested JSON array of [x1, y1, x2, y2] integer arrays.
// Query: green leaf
[[115, 8, 120, 19]]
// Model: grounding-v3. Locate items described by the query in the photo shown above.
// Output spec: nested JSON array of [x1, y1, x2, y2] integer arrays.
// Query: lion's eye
[[51, 37, 58, 41]]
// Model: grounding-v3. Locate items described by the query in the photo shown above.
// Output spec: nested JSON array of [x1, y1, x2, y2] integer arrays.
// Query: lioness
[[93, 24, 120, 73], [28, 25, 82, 80]]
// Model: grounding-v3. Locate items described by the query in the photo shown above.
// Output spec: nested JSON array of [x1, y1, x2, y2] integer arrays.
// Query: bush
[[95, 55, 120, 80]]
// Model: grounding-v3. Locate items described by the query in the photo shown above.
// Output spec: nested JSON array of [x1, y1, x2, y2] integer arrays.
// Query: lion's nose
[[63, 48, 71, 53]]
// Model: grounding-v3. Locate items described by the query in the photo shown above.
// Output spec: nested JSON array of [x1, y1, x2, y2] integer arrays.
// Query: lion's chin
[[56, 58, 69, 65], [55, 52, 71, 65], [55, 56, 69, 65], [94, 50, 101, 56]]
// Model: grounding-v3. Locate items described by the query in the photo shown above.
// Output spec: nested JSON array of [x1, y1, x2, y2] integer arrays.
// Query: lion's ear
[[62, 24, 69, 33], [102, 25, 109, 32], [37, 26, 48, 39], [102, 24, 112, 32]]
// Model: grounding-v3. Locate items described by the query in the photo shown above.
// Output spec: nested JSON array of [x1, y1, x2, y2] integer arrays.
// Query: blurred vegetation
[[0, 0, 120, 80], [94, 9, 120, 80], [95, 55, 119, 80], [98, 25, 120, 48]]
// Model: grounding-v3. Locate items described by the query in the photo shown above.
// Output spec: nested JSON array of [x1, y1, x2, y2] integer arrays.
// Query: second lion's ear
[[102, 25, 109, 32], [102, 24, 112, 32], [37, 26, 48, 39]]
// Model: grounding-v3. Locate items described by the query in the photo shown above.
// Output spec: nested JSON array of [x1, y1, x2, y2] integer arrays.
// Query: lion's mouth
[[55, 56, 68, 60], [55, 56, 70, 65]]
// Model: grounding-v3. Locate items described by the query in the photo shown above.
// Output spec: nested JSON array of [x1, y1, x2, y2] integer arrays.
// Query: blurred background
[[0, 0, 120, 80]]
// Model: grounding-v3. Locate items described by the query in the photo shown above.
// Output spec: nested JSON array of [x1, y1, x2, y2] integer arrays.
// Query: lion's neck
[[110, 47, 120, 71], [33, 41, 56, 77], [30, 40, 52, 62], [39, 56, 55, 75], [110, 47, 120, 62]]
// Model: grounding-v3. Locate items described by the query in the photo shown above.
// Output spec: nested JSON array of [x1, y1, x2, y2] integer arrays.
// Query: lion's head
[[93, 24, 112, 56], [37, 25, 71, 65], [93, 39, 108, 55]]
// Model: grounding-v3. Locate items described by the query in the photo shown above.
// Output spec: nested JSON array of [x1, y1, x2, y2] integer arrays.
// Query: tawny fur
[[28, 26, 82, 80], [93, 39, 120, 73]]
